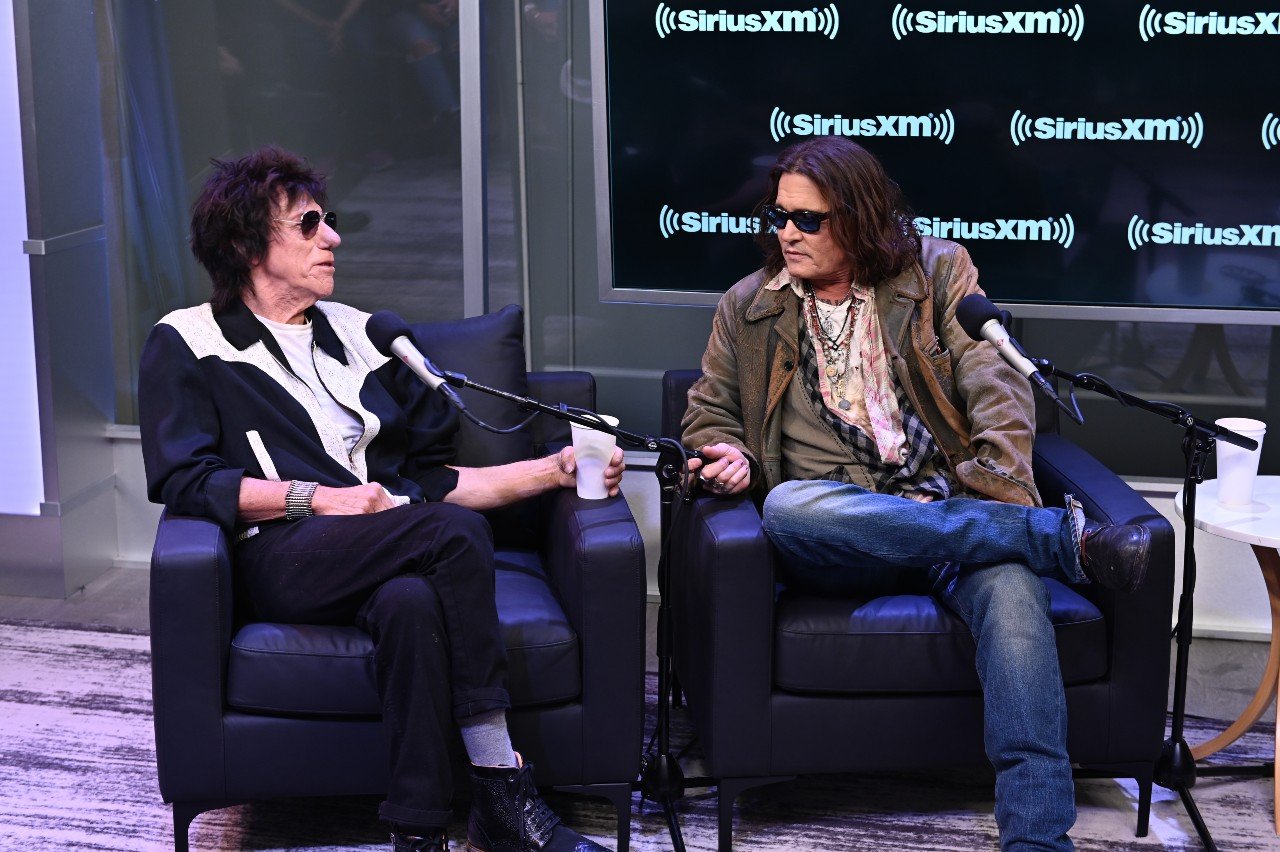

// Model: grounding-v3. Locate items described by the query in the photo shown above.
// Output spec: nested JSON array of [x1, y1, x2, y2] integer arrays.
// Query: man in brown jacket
[[682, 137, 1151, 851]]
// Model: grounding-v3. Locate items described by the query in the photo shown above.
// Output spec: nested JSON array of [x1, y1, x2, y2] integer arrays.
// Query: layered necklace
[[803, 284, 859, 410]]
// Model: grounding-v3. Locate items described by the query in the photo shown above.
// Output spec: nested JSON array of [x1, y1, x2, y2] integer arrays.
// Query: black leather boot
[[466, 758, 610, 852], [392, 829, 449, 851], [1080, 519, 1151, 592], [1065, 494, 1151, 593]]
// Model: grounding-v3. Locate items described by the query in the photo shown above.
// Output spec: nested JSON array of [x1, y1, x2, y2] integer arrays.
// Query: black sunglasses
[[763, 204, 830, 234], [273, 210, 338, 237]]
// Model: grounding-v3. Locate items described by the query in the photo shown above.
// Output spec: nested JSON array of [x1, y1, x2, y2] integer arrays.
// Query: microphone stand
[[432, 367, 705, 852], [1029, 357, 1260, 851]]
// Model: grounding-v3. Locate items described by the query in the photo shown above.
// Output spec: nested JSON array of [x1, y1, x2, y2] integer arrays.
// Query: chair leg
[[172, 799, 239, 852], [1073, 762, 1154, 838], [172, 802, 204, 852], [553, 782, 633, 852], [717, 776, 793, 852], [1134, 766, 1153, 837]]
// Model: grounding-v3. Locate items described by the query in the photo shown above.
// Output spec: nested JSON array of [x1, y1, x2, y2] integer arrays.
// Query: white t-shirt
[[256, 313, 365, 456]]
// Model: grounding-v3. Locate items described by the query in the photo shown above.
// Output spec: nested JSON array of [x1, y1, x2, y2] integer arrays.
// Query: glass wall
[[1027, 317, 1278, 479], [104, 0, 480, 421], [98, 0, 1279, 482]]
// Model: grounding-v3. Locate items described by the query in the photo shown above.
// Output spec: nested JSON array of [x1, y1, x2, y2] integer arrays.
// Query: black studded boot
[[465, 757, 610, 852]]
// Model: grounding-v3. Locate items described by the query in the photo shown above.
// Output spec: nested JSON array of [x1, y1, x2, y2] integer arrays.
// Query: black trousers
[[236, 501, 510, 831]]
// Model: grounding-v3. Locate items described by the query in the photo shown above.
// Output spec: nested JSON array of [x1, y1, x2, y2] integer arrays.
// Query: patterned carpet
[[1, 620, 1276, 851]]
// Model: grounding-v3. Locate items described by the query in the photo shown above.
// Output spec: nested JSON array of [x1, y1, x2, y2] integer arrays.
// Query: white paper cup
[[1215, 417, 1266, 506], [570, 415, 620, 499]]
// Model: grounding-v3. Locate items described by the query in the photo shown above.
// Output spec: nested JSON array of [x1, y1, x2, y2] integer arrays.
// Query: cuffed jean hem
[[379, 801, 453, 833], [454, 687, 511, 721]]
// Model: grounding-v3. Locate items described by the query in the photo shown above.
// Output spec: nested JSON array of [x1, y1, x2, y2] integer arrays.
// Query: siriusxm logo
[[1139, 5, 1280, 40], [914, 214, 1075, 247], [1010, 110, 1204, 148], [658, 205, 758, 239], [1265, 113, 1280, 150], [770, 107, 955, 144], [654, 3, 840, 39], [891, 4, 1084, 40], [1127, 215, 1280, 250]]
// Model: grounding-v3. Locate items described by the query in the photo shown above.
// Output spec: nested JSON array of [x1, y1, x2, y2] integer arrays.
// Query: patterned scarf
[[798, 328, 952, 501]]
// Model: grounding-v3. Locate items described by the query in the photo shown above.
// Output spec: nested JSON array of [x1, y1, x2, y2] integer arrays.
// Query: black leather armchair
[[148, 307, 646, 850], [662, 369, 1175, 850]]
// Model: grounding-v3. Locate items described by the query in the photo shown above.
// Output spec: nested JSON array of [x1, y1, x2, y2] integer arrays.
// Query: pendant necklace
[[805, 286, 858, 410]]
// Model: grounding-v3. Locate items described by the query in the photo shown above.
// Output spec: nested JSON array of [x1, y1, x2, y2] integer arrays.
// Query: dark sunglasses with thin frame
[[762, 203, 829, 234], [272, 209, 338, 237]]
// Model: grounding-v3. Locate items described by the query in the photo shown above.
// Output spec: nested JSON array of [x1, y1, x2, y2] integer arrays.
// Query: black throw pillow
[[411, 304, 540, 547]]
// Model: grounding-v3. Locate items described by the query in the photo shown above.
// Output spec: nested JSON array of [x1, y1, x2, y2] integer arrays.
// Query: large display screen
[[597, 1, 1280, 310]]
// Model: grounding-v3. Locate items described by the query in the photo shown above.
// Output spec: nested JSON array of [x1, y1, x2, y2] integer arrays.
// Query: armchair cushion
[[773, 579, 1107, 694], [226, 551, 582, 717], [228, 624, 377, 716]]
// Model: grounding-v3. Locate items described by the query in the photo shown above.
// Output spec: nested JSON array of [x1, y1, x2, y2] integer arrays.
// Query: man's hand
[[311, 483, 396, 515], [554, 445, 626, 497], [688, 442, 752, 496]]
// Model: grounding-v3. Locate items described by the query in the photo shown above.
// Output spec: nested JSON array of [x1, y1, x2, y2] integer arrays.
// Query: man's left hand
[[555, 446, 626, 497]]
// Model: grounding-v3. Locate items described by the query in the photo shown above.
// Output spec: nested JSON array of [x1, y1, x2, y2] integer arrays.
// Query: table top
[[1174, 476, 1280, 548]]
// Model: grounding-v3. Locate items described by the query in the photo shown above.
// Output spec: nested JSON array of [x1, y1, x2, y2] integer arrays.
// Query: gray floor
[[1, 564, 1274, 726]]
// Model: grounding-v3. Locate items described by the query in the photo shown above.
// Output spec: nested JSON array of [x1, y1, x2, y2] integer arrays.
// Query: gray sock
[[460, 708, 517, 768]]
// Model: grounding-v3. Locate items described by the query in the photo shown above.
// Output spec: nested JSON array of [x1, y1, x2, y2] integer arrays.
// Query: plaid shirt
[[798, 327, 953, 501]]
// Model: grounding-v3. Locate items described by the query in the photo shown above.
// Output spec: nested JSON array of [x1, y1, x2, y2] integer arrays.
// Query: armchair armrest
[[1033, 433, 1175, 758], [149, 512, 236, 803], [542, 489, 645, 782], [670, 494, 776, 777]]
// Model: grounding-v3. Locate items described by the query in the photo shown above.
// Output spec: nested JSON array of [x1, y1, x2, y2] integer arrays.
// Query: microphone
[[365, 311, 466, 411], [955, 294, 1059, 402]]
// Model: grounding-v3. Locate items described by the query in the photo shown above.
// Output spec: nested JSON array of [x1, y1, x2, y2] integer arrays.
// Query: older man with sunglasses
[[681, 136, 1152, 851], [139, 146, 619, 852]]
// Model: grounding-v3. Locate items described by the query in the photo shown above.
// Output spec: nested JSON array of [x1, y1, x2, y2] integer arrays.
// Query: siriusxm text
[[671, 9, 826, 33], [1157, 11, 1280, 35], [909, 10, 1071, 33], [1031, 117, 1189, 141]]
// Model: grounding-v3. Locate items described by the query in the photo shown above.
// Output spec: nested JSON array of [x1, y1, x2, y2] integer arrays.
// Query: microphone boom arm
[[434, 368, 676, 454], [1027, 358, 1258, 451]]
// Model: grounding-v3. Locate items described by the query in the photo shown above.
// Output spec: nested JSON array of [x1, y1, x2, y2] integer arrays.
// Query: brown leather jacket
[[681, 237, 1042, 507]]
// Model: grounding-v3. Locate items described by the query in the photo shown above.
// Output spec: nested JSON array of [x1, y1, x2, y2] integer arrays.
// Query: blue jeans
[[763, 480, 1080, 851]]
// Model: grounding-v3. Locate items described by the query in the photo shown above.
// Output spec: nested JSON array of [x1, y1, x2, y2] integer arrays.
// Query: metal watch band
[[285, 480, 319, 521]]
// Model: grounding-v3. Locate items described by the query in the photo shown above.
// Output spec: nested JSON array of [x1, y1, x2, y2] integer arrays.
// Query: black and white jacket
[[139, 298, 460, 534]]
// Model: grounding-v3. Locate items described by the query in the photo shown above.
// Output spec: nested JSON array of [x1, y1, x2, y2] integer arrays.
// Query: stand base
[[639, 752, 687, 852], [1155, 737, 1223, 850], [1176, 785, 1219, 852], [1155, 737, 1197, 789]]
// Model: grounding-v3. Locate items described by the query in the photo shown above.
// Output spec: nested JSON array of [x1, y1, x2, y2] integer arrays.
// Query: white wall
[[0, 0, 44, 516]]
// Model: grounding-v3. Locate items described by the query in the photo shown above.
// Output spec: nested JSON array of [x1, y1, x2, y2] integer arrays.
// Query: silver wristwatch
[[285, 480, 319, 520]]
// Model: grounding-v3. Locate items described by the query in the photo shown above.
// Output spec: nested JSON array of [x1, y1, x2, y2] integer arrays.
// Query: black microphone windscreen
[[955, 294, 1004, 342], [366, 310, 414, 357]]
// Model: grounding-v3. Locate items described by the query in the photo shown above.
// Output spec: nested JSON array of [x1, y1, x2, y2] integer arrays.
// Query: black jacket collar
[[214, 297, 349, 369]]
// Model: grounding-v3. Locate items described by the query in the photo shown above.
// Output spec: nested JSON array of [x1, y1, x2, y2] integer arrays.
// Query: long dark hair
[[189, 146, 328, 313], [756, 137, 920, 284]]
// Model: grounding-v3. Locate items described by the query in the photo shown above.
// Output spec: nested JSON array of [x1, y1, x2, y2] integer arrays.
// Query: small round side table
[[1175, 475, 1280, 832]]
